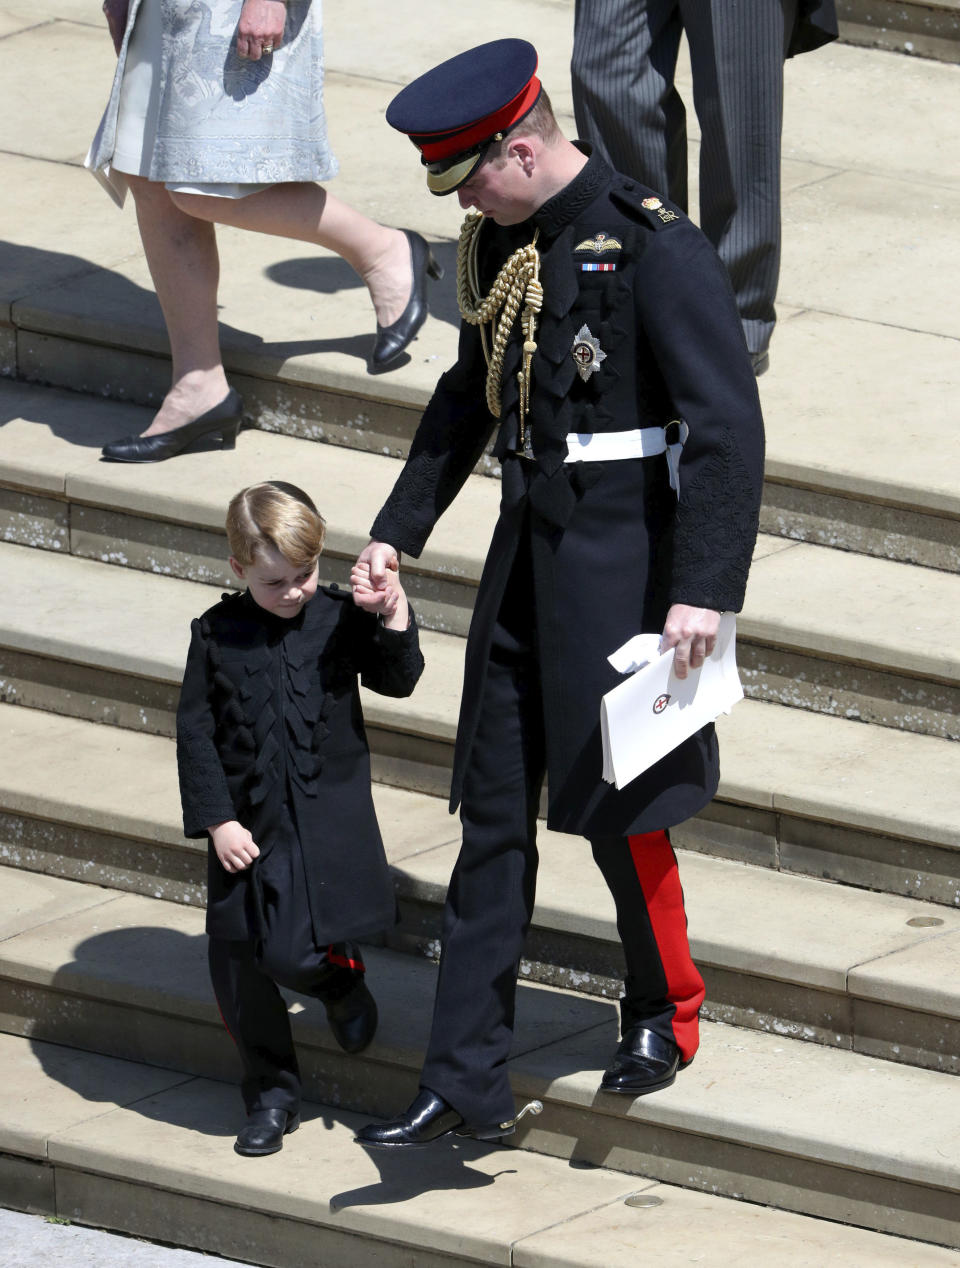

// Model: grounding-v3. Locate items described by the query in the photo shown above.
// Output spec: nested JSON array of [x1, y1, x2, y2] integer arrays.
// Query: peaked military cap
[[386, 38, 542, 195]]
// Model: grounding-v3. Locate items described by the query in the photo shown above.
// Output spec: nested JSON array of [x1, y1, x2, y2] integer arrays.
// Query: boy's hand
[[209, 820, 260, 873], [351, 560, 410, 631]]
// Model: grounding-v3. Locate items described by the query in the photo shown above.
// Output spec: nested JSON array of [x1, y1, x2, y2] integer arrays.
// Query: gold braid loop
[[457, 211, 542, 443]]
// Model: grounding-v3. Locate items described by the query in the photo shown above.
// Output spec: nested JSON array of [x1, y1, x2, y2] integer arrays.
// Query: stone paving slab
[[780, 169, 960, 339], [745, 540, 960, 682], [427, 839, 960, 1004], [2, 374, 954, 575], [760, 310, 960, 515], [2, 541, 958, 848], [7, 1038, 954, 1268], [0, 865, 117, 944], [0, 867, 614, 1072], [511, 1020, 960, 1238], [717, 697, 960, 849], [0, 1030, 190, 1161], [4, 416, 960, 697], [0, 1208, 242, 1268], [2, 882, 960, 1246], [3, 26, 960, 518], [4, 739, 960, 1042], [0, 19, 110, 164]]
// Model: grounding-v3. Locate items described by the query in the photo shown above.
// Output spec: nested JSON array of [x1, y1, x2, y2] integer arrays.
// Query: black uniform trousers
[[419, 520, 705, 1129], [208, 800, 365, 1116]]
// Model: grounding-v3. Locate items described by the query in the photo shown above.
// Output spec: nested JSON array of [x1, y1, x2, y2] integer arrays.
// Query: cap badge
[[571, 325, 606, 381], [574, 231, 622, 255]]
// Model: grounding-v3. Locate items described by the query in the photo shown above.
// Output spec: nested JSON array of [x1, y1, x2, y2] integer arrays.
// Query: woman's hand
[[102, 0, 130, 55], [236, 0, 287, 60], [209, 820, 261, 873]]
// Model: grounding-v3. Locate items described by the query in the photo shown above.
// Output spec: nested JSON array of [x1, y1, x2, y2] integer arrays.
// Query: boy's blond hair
[[226, 482, 326, 569]]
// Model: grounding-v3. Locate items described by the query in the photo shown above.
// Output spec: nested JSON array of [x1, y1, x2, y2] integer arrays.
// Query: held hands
[[102, 0, 130, 54], [660, 604, 721, 680], [236, 0, 287, 60], [210, 820, 260, 873], [351, 541, 409, 630]]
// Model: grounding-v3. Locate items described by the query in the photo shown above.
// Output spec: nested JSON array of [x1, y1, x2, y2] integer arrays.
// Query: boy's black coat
[[176, 585, 424, 944]]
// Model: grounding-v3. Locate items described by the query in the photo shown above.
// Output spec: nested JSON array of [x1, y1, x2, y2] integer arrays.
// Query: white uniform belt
[[563, 423, 689, 496]]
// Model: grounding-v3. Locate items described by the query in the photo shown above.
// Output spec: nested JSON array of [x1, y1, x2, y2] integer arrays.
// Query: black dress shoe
[[234, 1107, 300, 1157], [353, 1088, 509, 1150], [370, 230, 443, 371], [599, 1026, 689, 1096], [100, 388, 243, 462], [325, 979, 378, 1054]]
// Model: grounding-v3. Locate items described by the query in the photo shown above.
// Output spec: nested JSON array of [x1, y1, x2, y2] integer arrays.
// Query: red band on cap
[[415, 76, 542, 162]]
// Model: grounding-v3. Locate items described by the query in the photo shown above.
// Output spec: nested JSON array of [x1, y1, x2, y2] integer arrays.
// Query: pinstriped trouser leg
[[683, 0, 798, 356], [572, 0, 798, 358], [572, 0, 687, 208]]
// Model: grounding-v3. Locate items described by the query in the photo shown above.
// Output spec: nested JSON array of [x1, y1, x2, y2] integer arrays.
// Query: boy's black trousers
[[208, 802, 364, 1116]]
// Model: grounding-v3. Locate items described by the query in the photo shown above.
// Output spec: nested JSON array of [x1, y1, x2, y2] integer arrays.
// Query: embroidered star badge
[[571, 325, 607, 381]]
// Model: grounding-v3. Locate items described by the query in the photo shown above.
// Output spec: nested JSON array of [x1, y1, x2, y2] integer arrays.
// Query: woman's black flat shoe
[[370, 230, 443, 371], [100, 388, 244, 462]]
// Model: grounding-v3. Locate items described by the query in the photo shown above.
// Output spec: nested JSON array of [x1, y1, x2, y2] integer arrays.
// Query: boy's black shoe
[[234, 1107, 300, 1157], [325, 980, 378, 1053]]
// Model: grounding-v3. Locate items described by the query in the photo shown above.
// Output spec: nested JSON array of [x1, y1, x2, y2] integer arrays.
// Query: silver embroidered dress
[[87, 0, 338, 206]]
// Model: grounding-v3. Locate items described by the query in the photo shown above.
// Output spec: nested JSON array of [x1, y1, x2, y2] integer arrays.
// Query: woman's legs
[[126, 175, 231, 436], [169, 183, 413, 328]]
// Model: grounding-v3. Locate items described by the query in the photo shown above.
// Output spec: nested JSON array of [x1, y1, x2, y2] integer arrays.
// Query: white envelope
[[600, 612, 743, 789]]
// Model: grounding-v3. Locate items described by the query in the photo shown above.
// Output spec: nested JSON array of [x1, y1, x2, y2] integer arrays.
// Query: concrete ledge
[[4, 1036, 957, 1267], [2, 910, 960, 1248], [839, 2, 960, 62], [3, 771, 960, 1076]]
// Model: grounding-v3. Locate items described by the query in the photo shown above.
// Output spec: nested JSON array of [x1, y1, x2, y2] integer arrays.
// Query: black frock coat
[[176, 585, 424, 943], [371, 150, 764, 840]]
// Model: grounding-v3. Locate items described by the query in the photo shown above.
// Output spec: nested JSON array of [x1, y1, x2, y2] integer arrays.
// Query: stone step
[[837, 0, 960, 63], [3, 24, 959, 573], [6, 1035, 957, 1268], [1, 538, 959, 902], [2, 708, 959, 1071], [1, 873, 959, 1249], [3, 384, 960, 736]]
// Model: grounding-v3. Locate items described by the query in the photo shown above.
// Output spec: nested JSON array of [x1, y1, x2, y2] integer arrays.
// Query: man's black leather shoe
[[353, 1089, 464, 1149], [599, 1026, 688, 1096], [354, 1089, 544, 1149], [234, 1107, 300, 1157], [325, 979, 378, 1054]]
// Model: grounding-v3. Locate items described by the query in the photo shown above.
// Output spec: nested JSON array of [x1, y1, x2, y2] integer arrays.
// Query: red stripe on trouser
[[627, 830, 705, 1062], [326, 945, 365, 973]]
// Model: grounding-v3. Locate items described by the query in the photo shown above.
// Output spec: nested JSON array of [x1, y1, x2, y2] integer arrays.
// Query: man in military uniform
[[353, 39, 765, 1149]]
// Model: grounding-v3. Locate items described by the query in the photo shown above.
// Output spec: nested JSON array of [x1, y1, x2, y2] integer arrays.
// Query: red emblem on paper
[[653, 694, 671, 715]]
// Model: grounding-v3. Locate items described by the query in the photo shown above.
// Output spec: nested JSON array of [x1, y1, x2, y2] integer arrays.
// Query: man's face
[[456, 147, 534, 225], [230, 544, 319, 618]]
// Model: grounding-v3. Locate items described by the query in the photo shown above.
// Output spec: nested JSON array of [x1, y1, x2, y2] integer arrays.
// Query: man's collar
[[530, 144, 611, 238]]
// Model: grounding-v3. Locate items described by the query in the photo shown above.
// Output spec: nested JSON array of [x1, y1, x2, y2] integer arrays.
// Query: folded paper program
[[601, 613, 744, 789]]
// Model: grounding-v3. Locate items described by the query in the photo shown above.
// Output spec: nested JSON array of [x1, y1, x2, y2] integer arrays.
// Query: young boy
[[177, 481, 423, 1157]]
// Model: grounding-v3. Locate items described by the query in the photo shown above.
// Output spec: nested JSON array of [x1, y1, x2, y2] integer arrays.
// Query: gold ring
[[263, 44, 274, 53]]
